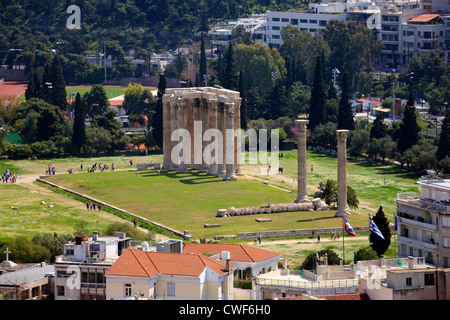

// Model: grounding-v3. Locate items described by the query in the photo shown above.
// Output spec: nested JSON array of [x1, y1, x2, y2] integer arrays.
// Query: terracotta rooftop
[[409, 14, 441, 23], [105, 248, 234, 277], [183, 243, 281, 263]]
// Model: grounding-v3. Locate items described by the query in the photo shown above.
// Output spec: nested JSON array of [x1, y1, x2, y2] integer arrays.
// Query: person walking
[[134, 218, 137, 228]]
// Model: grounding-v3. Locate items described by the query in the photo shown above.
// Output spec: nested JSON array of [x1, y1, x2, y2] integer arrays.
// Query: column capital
[[295, 119, 309, 132], [336, 129, 349, 143]]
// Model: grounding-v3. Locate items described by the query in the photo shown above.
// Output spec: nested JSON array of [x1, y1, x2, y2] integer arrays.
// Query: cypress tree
[[238, 71, 248, 129], [50, 55, 67, 110], [222, 43, 237, 90], [370, 113, 387, 140], [308, 57, 326, 130], [337, 72, 354, 130], [398, 93, 420, 154], [25, 76, 37, 101], [153, 73, 166, 150], [437, 112, 450, 162], [369, 206, 391, 257], [199, 35, 207, 87], [42, 62, 52, 104], [72, 93, 86, 153]]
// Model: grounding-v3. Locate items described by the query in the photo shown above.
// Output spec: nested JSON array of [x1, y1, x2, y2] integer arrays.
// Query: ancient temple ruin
[[162, 86, 242, 180]]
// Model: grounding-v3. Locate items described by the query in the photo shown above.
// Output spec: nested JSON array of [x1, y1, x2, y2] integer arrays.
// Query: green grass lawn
[[0, 183, 125, 242], [242, 149, 421, 219], [44, 167, 370, 239]]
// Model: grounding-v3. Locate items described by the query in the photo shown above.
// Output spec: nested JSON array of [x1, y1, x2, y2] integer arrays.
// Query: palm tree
[[314, 179, 337, 205], [314, 179, 359, 210]]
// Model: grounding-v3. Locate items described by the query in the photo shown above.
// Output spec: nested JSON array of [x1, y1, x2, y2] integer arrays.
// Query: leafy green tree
[[314, 179, 337, 206], [353, 246, 378, 263], [309, 57, 326, 130], [83, 85, 110, 119], [0, 236, 50, 263], [72, 93, 86, 154], [298, 249, 342, 270], [86, 126, 112, 155], [288, 81, 311, 115], [349, 128, 370, 156], [337, 72, 354, 130], [398, 93, 420, 154], [32, 233, 73, 263], [36, 105, 63, 142], [124, 83, 144, 115], [369, 206, 391, 257], [311, 121, 337, 149]]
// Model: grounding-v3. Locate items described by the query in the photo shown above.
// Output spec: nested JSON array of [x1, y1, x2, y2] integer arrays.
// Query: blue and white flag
[[370, 217, 385, 240]]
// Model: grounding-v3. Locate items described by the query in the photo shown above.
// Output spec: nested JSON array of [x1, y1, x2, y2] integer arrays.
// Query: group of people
[[2, 169, 17, 183], [82, 162, 115, 173], [86, 201, 102, 211], [46, 165, 56, 175]]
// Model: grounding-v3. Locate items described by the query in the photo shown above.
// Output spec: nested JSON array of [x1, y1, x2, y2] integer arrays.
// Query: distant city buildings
[[208, 0, 450, 68]]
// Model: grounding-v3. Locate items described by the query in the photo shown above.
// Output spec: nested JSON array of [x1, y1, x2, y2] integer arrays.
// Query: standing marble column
[[162, 94, 171, 169], [223, 103, 237, 181], [169, 96, 178, 171], [200, 100, 210, 172], [207, 100, 218, 176], [216, 103, 226, 178], [336, 129, 349, 217], [176, 98, 189, 174], [234, 99, 242, 175], [294, 119, 310, 203]]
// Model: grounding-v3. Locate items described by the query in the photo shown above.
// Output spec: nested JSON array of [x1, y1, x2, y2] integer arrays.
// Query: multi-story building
[[264, 10, 348, 48], [396, 174, 450, 267], [53, 231, 131, 300], [444, 14, 450, 64]]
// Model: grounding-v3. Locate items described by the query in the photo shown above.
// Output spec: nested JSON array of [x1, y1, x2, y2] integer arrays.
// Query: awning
[[397, 204, 424, 217]]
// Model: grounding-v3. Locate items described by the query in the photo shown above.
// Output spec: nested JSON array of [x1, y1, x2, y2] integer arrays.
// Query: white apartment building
[[264, 10, 348, 48], [396, 174, 450, 267], [53, 231, 131, 300]]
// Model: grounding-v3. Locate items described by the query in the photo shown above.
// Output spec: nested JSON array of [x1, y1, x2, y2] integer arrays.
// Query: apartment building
[[396, 174, 450, 267], [264, 10, 348, 48], [53, 231, 131, 300]]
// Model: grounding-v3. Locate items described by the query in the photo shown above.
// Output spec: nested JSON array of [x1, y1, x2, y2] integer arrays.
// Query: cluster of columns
[[294, 120, 350, 217], [161, 87, 242, 181]]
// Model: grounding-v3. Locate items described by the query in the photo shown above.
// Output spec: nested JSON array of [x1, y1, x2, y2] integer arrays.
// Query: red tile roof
[[106, 248, 233, 277], [409, 14, 441, 23], [183, 243, 281, 263]]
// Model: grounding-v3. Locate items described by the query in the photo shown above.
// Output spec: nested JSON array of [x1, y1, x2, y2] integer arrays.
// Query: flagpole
[[342, 216, 345, 264]]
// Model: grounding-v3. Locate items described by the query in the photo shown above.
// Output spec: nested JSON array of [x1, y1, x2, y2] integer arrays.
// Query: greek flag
[[370, 217, 385, 240]]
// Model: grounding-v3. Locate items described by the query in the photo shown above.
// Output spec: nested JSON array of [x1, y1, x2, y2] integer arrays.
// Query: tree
[[32, 233, 73, 263], [221, 43, 237, 90], [288, 81, 311, 116], [398, 93, 420, 154], [238, 71, 248, 129], [0, 236, 50, 263], [263, 79, 291, 119], [83, 85, 109, 119], [199, 35, 207, 86], [298, 249, 341, 270], [25, 75, 37, 101], [85, 126, 112, 155], [72, 93, 86, 153], [49, 55, 67, 110], [152, 74, 166, 149], [308, 57, 326, 130], [370, 113, 387, 140], [369, 206, 391, 257], [349, 128, 370, 156], [123, 83, 144, 115], [437, 112, 450, 163], [36, 105, 63, 142], [337, 72, 354, 130], [314, 179, 358, 209]]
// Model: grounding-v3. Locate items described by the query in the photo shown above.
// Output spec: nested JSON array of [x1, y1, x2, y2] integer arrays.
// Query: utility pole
[[392, 80, 396, 121]]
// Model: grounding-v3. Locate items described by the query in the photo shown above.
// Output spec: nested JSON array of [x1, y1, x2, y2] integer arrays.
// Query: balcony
[[397, 215, 438, 232], [396, 192, 450, 213], [397, 235, 438, 251]]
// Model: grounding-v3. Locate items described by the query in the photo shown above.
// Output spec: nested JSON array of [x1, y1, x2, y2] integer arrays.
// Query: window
[[406, 277, 412, 286], [272, 35, 280, 39], [309, 20, 317, 24], [424, 273, 435, 286], [124, 284, 132, 297], [57, 286, 65, 296], [272, 17, 280, 22], [272, 26, 280, 30], [319, 20, 327, 27], [291, 19, 298, 25], [168, 282, 175, 297], [281, 18, 289, 22], [443, 237, 450, 248], [443, 216, 450, 227], [300, 19, 308, 24]]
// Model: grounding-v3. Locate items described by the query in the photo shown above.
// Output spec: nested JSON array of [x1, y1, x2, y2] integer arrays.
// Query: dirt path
[[246, 236, 368, 246]]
